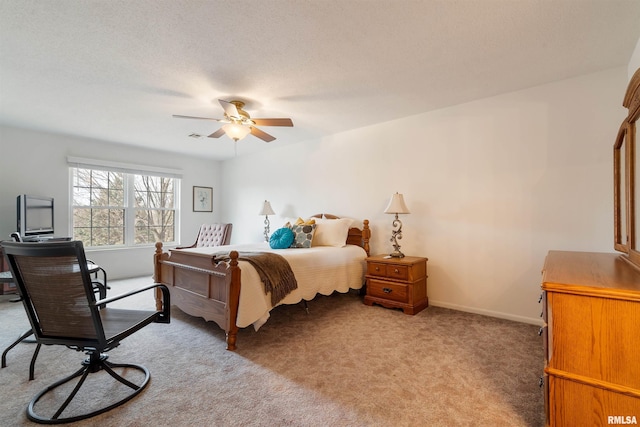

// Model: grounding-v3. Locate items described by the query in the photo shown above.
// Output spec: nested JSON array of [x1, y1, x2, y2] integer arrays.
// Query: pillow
[[282, 217, 316, 228], [282, 217, 297, 228], [269, 227, 294, 249], [294, 217, 316, 226], [289, 223, 316, 248], [320, 214, 359, 228], [312, 218, 352, 247], [322, 213, 340, 219]]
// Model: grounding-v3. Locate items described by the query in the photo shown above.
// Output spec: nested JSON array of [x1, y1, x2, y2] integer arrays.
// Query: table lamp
[[384, 192, 410, 257]]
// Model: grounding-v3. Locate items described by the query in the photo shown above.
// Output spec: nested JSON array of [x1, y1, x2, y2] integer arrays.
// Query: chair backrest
[[195, 223, 232, 247], [2, 241, 105, 349]]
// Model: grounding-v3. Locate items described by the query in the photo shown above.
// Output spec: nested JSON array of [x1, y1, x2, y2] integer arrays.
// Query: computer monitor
[[17, 194, 54, 238]]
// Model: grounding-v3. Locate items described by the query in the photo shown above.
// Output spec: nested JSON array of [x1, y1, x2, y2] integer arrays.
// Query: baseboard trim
[[428, 300, 542, 326]]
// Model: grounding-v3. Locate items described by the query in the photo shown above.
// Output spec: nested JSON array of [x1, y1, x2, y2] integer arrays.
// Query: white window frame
[[68, 156, 182, 249]]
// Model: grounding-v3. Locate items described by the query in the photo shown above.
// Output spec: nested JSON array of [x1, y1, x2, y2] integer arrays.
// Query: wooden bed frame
[[153, 216, 370, 350]]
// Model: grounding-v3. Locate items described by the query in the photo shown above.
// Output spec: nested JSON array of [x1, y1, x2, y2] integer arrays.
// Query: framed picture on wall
[[193, 186, 213, 212]]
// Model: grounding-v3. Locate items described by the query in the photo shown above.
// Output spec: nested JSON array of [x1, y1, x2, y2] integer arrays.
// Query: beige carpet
[[0, 277, 544, 426]]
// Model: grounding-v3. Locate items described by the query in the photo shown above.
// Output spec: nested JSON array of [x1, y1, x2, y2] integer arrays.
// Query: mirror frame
[[615, 68, 639, 268], [613, 123, 629, 253]]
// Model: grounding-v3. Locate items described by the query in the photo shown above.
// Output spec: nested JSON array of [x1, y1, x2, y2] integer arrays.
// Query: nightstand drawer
[[386, 264, 409, 281], [367, 262, 388, 277], [367, 279, 408, 303], [367, 262, 410, 281]]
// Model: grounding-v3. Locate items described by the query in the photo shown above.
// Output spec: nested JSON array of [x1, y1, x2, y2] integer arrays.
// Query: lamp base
[[389, 250, 405, 258], [389, 215, 405, 258], [263, 216, 271, 243]]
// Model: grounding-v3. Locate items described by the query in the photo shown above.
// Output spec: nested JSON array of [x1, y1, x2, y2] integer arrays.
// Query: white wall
[[629, 36, 640, 78], [0, 126, 223, 279], [221, 67, 628, 324]]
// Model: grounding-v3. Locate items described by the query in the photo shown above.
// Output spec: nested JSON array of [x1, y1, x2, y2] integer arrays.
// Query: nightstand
[[364, 255, 428, 315]]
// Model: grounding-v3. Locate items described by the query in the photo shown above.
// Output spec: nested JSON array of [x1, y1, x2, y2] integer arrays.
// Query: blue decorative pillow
[[269, 227, 294, 249], [289, 224, 316, 248]]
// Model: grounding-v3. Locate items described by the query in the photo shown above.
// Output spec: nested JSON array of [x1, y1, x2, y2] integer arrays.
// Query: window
[[72, 168, 125, 246], [70, 165, 179, 248], [133, 175, 175, 244]]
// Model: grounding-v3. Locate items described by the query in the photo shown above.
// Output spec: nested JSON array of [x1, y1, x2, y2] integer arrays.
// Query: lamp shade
[[384, 192, 410, 214], [222, 123, 251, 141], [259, 200, 275, 216]]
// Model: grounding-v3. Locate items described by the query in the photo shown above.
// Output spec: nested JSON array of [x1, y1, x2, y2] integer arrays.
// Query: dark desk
[[0, 271, 16, 295], [0, 247, 17, 295]]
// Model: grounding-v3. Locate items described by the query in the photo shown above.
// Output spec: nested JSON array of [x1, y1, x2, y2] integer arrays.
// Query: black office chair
[[2, 233, 111, 379], [1, 231, 41, 379], [3, 240, 170, 424], [12, 231, 109, 299]]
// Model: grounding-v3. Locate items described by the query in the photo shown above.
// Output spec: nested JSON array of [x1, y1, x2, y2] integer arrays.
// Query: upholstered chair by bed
[[179, 223, 232, 248]]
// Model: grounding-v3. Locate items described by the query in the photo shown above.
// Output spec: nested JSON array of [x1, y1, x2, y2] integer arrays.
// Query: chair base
[[1, 328, 41, 380], [27, 352, 150, 424]]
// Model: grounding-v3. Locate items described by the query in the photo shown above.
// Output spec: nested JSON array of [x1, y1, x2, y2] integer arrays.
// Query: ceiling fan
[[173, 99, 294, 143]]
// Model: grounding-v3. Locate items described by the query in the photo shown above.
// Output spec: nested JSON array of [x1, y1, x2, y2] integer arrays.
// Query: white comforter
[[178, 242, 367, 329]]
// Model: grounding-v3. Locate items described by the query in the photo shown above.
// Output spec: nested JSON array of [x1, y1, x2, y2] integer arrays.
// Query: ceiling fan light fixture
[[222, 123, 251, 142], [174, 98, 292, 143]]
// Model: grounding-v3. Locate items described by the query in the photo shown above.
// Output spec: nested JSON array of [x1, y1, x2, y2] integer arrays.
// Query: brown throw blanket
[[216, 252, 298, 306]]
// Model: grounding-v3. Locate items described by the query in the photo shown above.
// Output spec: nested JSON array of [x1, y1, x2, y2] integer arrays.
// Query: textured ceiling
[[1, 0, 640, 160]]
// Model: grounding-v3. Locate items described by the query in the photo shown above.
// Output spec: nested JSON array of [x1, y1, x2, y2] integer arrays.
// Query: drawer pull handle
[[375, 267, 380, 271], [538, 327, 544, 336], [393, 269, 399, 274], [538, 377, 544, 388], [382, 287, 392, 294], [538, 293, 543, 303]]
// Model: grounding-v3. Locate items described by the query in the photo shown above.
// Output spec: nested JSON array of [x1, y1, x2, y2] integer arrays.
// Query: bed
[[153, 215, 370, 350]]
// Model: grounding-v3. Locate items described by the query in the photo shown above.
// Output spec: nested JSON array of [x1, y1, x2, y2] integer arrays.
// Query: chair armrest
[[175, 243, 196, 249], [94, 283, 170, 323]]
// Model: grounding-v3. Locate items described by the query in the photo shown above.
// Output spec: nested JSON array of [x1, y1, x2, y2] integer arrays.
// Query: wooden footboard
[[154, 243, 241, 350]]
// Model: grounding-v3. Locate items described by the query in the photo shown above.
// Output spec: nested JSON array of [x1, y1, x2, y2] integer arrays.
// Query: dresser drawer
[[367, 279, 408, 303], [540, 325, 549, 362], [540, 291, 547, 323]]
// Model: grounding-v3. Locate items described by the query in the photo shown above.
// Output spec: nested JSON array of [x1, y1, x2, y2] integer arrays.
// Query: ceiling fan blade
[[218, 99, 239, 118], [251, 118, 294, 127], [207, 128, 226, 138], [250, 126, 276, 142], [173, 114, 222, 121]]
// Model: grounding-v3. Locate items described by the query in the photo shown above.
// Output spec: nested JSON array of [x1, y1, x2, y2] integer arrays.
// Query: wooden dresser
[[364, 255, 428, 315], [541, 251, 640, 426]]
